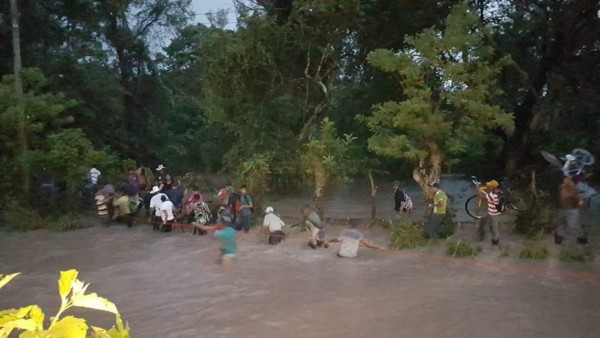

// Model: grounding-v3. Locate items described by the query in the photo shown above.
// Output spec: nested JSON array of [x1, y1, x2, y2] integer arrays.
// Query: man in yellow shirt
[[112, 191, 133, 227], [426, 182, 448, 238]]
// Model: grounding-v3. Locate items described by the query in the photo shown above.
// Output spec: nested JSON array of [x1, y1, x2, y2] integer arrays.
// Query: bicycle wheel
[[572, 148, 595, 166], [465, 195, 487, 219], [508, 188, 536, 211]]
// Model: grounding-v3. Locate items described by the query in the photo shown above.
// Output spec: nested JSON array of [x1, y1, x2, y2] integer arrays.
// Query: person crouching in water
[[262, 206, 286, 245], [301, 205, 327, 249], [196, 218, 237, 266], [328, 226, 386, 258]]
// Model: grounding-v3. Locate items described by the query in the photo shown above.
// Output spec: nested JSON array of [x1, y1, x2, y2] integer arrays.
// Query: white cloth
[[262, 213, 285, 232], [89, 168, 101, 184], [338, 229, 363, 258], [150, 193, 167, 217], [160, 200, 175, 222]]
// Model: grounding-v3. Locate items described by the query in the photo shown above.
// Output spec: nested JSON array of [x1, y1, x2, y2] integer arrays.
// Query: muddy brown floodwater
[[1, 176, 600, 337]]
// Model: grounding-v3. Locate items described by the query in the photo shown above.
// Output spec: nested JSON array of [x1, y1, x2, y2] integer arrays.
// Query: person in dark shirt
[[166, 179, 184, 209], [393, 181, 405, 221]]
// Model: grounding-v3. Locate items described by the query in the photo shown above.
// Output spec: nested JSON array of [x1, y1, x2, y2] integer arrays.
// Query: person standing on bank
[[425, 182, 448, 238], [555, 176, 588, 245], [476, 180, 504, 246], [393, 181, 413, 220], [239, 186, 254, 233]]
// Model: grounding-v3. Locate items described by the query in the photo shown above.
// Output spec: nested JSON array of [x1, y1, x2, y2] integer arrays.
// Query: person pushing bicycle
[[476, 180, 504, 246]]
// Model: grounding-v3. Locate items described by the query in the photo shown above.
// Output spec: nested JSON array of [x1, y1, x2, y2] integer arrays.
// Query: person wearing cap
[[149, 186, 167, 231], [425, 182, 448, 238], [476, 180, 503, 245], [262, 206, 286, 245], [555, 176, 587, 245]]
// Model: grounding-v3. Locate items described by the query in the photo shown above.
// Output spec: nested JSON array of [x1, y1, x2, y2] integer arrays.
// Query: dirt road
[[1, 225, 599, 338]]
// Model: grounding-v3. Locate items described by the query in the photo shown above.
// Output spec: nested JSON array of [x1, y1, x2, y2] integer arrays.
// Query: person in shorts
[[328, 227, 386, 257], [301, 205, 326, 249]]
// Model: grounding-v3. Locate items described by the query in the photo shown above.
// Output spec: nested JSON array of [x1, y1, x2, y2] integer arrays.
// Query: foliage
[[301, 118, 356, 214], [446, 240, 482, 257], [48, 214, 85, 232], [362, 2, 515, 193], [2, 200, 46, 231], [390, 221, 429, 249], [514, 190, 558, 238], [0, 269, 130, 338], [518, 244, 549, 260], [559, 246, 594, 263]]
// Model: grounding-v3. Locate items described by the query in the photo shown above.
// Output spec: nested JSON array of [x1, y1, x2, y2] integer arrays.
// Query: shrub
[[518, 244, 549, 260], [446, 240, 482, 257], [2, 200, 46, 231], [48, 213, 84, 232], [0, 269, 130, 337], [514, 190, 558, 238], [559, 246, 594, 262], [390, 221, 428, 249]]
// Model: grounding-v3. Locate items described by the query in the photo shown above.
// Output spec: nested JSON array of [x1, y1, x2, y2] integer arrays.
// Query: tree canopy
[[0, 0, 598, 205]]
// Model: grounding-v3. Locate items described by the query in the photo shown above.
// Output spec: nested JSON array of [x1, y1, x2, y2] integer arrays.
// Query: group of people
[[413, 175, 589, 248], [89, 159, 590, 266]]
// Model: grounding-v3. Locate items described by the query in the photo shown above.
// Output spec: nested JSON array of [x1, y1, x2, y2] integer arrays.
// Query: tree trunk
[[313, 170, 327, 218], [10, 0, 29, 195], [368, 171, 377, 220], [412, 152, 442, 200]]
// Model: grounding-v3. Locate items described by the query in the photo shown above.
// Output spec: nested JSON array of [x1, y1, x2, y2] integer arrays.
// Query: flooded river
[[1, 176, 599, 337]]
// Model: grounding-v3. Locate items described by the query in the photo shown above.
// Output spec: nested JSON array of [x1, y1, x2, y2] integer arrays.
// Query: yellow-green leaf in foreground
[[58, 270, 78, 299], [71, 293, 118, 314], [0, 273, 20, 290], [46, 316, 87, 338]]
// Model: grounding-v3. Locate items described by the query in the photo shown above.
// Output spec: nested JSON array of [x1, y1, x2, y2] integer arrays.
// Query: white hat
[[265, 206, 274, 214], [150, 186, 160, 194], [156, 164, 166, 171]]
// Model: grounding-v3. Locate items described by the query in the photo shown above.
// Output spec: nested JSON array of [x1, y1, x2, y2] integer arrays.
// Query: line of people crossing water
[[90, 162, 589, 266]]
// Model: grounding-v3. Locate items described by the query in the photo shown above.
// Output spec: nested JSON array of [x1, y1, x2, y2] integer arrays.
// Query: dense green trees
[[0, 0, 598, 209]]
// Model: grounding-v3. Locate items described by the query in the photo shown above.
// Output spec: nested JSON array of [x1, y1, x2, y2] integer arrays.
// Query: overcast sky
[[191, 0, 238, 28]]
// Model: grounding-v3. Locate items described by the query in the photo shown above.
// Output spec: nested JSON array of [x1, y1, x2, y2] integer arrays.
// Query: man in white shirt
[[262, 206, 286, 245], [89, 167, 101, 185], [148, 186, 166, 231], [328, 228, 385, 258], [159, 195, 175, 232]]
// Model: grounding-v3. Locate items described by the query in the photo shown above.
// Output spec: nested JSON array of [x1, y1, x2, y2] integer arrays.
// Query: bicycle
[[540, 148, 595, 177], [465, 176, 536, 219]]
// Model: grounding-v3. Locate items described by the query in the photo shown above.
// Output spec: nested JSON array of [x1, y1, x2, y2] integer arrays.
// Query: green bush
[[390, 221, 428, 249], [559, 246, 594, 262], [446, 240, 482, 257], [2, 200, 46, 231], [48, 214, 83, 232], [514, 190, 558, 238], [518, 244, 549, 260]]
